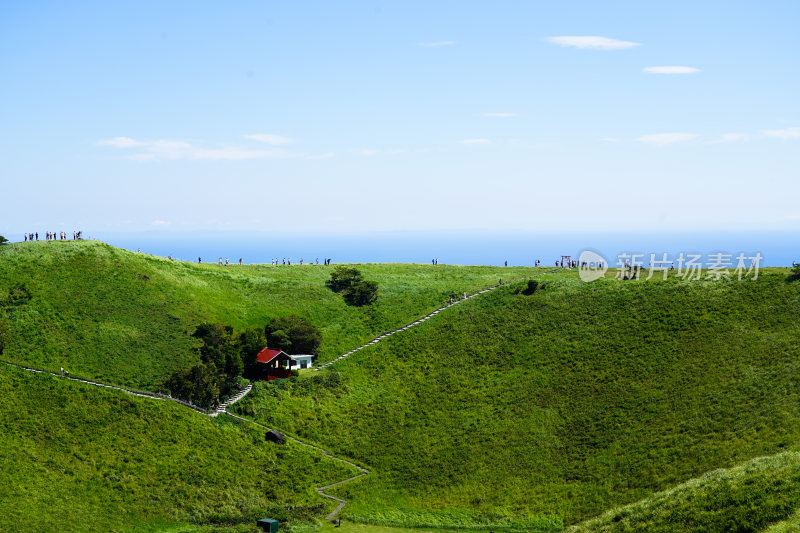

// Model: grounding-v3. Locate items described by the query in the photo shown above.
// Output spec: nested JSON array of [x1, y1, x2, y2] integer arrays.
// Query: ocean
[[93, 230, 798, 268]]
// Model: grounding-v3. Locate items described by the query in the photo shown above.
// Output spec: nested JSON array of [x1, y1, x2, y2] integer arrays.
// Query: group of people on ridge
[[23, 231, 82, 242]]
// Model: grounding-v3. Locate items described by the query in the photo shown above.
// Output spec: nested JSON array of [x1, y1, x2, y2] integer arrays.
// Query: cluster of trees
[[265, 315, 322, 354], [0, 235, 8, 246], [165, 317, 321, 408], [327, 266, 378, 306]]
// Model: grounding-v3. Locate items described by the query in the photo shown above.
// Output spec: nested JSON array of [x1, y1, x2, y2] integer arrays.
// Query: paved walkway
[[224, 412, 369, 519], [2, 274, 543, 520], [315, 276, 530, 371], [1, 360, 364, 519]]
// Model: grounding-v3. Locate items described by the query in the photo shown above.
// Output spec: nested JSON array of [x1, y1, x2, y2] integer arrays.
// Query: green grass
[[0, 364, 360, 532], [233, 269, 800, 529], [568, 449, 800, 532], [0, 240, 534, 389], [5, 240, 800, 531]]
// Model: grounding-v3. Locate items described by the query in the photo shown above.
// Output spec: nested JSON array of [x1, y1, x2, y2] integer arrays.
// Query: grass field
[[4, 240, 800, 531], [0, 363, 361, 532], [234, 268, 800, 529], [0, 240, 533, 389], [568, 449, 800, 532]]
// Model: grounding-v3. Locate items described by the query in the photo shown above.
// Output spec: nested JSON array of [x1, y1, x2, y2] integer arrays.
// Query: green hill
[[0, 240, 531, 389], [4, 240, 800, 531], [568, 449, 800, 532], [233, 269, 800, 530], [0, 364, 359, 532]]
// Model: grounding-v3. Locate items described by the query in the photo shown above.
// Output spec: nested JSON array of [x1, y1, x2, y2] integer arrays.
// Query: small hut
[[256, 348, 292, 380]]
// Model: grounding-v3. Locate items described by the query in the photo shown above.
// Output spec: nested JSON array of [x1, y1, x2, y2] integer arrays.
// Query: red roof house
[[256, 347, 292, 380]]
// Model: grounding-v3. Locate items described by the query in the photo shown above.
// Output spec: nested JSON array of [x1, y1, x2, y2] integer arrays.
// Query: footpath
[[2, 274, 538, 519]]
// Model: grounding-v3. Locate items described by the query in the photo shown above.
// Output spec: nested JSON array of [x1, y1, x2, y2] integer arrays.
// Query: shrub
[[327, 266, 363, 292], [164, 363, 220, 407], [343, 279, 379, 306], [0, 235, 8, 245], [789, 263, 800, 282], [265, 316, 322, 354], [522, 280, 539, 295], [236, 327, 267, 377]]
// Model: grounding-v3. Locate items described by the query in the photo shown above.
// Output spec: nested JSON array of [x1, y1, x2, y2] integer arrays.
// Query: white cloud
[[708, 133, 749, 144], [419, 41, 456, 47], [98, 137, 291, 161], [242, 133, 295, 145], [761, 127, 800, 140], [600, 137, 622, 143], [636, 133, 698, 146], [546, 36, 640, 50], [151, 220, 170, 226], [356, 149, 378, 156], [644, 66, 700, 74], [96, 137, 146, 148], [305, 152, 335, 160], [460, 139, 492, 145], [483, 113, 519, 118]]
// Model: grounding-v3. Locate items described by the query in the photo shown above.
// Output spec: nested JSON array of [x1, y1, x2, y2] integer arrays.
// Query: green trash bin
[[257, 518, 279, 533]]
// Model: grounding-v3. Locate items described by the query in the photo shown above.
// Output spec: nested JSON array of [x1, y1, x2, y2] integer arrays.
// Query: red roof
[[257, 347, 287, 364]]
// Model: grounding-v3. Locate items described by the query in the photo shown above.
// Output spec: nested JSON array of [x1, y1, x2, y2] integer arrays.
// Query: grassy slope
[[0, 241, 533, 389], [568, 449, 800, 532], [0, 364, 359, 532], [234, 269, 800, 529]]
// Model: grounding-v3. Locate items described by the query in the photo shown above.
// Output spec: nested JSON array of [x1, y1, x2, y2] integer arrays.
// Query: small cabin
[[256, 348, 292, 380], [288, 354, 314, 370]]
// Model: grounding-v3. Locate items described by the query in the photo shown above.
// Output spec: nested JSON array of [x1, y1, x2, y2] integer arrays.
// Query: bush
[[0, 235, 8, 246], [327, 266, 362, 292], [265, 316, 322, 354], [236, 327, 267, 377], [343, 279, 379, 306], [522, 280, 539, 295], [327, 266, 379, 306], [789, 263, 800, 282], [164, 363, 220, 407]]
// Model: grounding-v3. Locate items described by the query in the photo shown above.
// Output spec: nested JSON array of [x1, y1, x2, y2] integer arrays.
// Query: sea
[[92, 230, 798, 268]]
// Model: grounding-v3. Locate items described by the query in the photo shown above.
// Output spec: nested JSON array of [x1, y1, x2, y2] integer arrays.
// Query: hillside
[[0, 363, 359, 532], [568, 449, 800, 532], [0, 240, 532, 389], [233, 269, 800, 529]]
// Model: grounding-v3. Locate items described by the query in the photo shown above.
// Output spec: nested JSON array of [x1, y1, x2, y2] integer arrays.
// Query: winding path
[[2, 274, 539, 520], [223, 412, 369, 520]]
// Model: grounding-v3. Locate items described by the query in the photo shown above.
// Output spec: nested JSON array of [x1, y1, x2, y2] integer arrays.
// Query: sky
[[1, 1, 798, 236]]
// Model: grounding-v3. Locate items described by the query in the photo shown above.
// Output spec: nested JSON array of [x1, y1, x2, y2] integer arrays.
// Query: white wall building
[[288, 354, 314, 370]]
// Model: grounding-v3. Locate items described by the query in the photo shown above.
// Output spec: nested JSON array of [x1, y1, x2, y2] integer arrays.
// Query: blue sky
[[1, 1, 798, 235]]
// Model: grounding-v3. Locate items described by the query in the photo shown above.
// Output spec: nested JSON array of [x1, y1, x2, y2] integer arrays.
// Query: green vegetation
[[789, 262, 800, 282], [6, 240, 800, 531], [569, 450, 800, 532], [235, 269, 800, 529], [0, 234, 9, 246], [266, 316, 323, 355], [0, 364, 359, 532], [328, 266, 379, 307], [0, 240, 532, 389]]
